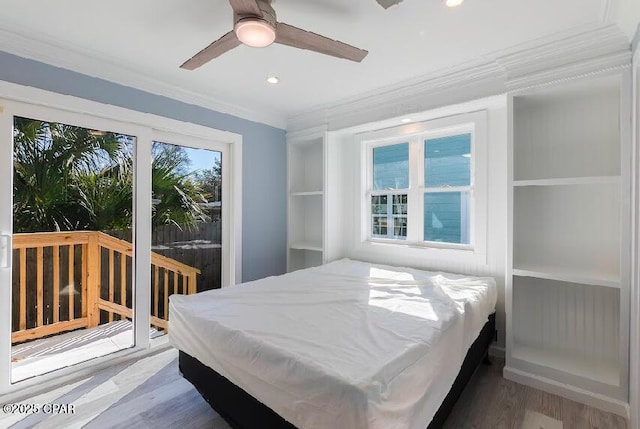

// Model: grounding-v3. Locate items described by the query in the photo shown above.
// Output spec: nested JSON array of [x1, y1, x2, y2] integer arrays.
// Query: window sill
[[355, 238, 487, 266], [368, 238, 474, 252]]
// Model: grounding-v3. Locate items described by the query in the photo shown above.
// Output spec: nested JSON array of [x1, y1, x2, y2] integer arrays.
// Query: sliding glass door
[[0, 95, 236, 396]]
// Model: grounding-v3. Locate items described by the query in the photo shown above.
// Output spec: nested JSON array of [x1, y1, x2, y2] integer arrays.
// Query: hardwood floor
[[442, 357, 627, 429], [0, 348, 627, 429]]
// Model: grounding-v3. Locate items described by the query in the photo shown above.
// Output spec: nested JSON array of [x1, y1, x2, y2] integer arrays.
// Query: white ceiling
[[0, 0, 633, 127]]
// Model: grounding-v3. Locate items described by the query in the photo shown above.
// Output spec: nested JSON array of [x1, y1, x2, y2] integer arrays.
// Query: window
[[371, 143, 409, 240], [364, 111, 486, 256], [423, 134, 471, 244]]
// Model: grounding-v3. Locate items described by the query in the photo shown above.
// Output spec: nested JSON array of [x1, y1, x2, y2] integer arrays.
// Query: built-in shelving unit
[[505, 73, 630, 412], [287, 127, 327, 272]]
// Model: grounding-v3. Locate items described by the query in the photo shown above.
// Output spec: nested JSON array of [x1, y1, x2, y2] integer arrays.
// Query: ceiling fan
[[180, 0, 368, 70], [375, 0, 404, 8]]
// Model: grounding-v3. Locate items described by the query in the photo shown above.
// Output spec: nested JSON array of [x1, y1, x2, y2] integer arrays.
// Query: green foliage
[[151, 142, 209, 229], [193, 158, 222, 202], [13, 117, 212, 233]]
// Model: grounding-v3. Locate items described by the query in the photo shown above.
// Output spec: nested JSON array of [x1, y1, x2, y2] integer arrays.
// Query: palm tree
[[13, 117, 207, 233], [151, 142, 209, 228]]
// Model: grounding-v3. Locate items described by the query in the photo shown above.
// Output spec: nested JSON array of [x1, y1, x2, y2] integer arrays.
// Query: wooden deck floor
[[0, 349, 627, 429], [11, 321, 160, 382]]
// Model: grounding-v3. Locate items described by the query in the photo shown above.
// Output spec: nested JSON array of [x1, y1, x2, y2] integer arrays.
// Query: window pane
[[373, 143, 409, 190], [372, 195, 388, 214], [151, 142, 222, 338], [392, 194, 407, 215], [425, 134, 471, 187], [11, 117, 135, 381], [372, 216, 388, 236], [393, 217, 407, 239], [424, 191, 470, 244]]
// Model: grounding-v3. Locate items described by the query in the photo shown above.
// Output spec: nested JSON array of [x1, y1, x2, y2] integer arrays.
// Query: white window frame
[[0, 81, 243, 397], [360, 111, 487, 263]]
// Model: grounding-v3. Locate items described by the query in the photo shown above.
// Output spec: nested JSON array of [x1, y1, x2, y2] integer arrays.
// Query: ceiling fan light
[[445, 0, 465, 7], [235, 19, 276, 48]]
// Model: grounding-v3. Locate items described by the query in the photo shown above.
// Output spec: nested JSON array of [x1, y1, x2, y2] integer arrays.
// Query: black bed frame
[[179, 312, 495, 429]]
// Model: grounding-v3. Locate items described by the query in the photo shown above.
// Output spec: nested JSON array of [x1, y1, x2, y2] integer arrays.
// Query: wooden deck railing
[[11, 231, 200, 344]]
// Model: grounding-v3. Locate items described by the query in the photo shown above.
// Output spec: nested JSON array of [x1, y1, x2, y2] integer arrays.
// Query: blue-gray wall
[[0, 51, 287, 282]]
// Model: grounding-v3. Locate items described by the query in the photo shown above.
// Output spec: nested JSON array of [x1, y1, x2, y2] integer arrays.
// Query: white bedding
[[169, 259, 496, 429]]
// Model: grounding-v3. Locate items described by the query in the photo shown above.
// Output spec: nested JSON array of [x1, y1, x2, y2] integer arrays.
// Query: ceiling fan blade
[[229, 0, 263, 16], [275, 23, 368, 63], [180, 31, 241, 70], [376, 0, 404, 8]]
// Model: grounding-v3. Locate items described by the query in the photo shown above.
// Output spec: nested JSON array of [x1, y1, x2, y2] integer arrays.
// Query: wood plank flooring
[[0, 348, 627, 429]]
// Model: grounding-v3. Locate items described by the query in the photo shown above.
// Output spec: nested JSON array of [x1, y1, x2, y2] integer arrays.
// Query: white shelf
[[513, 184, 620, 281], [290, 191, 323, 197], [508, 74, 628, 405], [512, 266, 620, 288], [289, 243, 323, 252], [511, 344, 620, 387], [513, 176, 620, 187]]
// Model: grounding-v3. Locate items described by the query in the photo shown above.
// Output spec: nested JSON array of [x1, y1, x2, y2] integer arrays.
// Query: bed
[[169, 259, 497, 429]]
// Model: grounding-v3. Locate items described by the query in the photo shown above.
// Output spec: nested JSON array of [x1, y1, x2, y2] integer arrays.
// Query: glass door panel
[[11, 116, 135, 381], [150, 142, 222, 338]]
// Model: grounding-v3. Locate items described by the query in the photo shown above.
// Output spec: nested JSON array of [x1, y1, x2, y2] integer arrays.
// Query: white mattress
[[169, 259, 496, 429]]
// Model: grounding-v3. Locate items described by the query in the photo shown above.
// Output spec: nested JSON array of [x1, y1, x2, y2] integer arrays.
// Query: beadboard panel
[[289, 141, 324, 194], [513, 76, 621, 181], [513, 277, 620, 367], [513, 184, 621, 280], [289, 195, 323, 250]]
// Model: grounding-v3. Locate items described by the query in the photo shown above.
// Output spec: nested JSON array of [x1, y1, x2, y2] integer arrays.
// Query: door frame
[[631, 33, 639, 429], [0, 81, 242, 397]]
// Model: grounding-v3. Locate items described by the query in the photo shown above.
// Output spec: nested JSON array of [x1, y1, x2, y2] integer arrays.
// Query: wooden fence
[[11, 231, 200, 344], [108, 221, 222, 292]]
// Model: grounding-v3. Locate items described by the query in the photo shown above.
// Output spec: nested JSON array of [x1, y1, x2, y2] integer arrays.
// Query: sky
[[183, 147, 221, 174]]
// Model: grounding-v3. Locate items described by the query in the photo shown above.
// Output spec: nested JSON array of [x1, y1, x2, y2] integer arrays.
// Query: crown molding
[[600, 0, 616, 23], [287, 23, 631, 132], [286, 124, 328, 143], [0, 27, 287, 130]]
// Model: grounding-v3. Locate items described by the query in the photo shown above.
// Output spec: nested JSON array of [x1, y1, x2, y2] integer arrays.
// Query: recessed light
[[445, 0, 464, 7], [401, 118, 412, 124], [267, 76, 279, 84]]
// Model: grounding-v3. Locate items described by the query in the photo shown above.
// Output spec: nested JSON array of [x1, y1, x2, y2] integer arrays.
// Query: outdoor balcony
[[10, 230, 201, 381]]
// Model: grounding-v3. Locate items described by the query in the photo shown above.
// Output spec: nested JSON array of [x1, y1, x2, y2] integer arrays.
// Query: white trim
[[600, 0, 616, 23], [0, 27, 286, 129], [0, 106, 13, 391], [0, 80, 243, 396], [512, 268, 620, 289], [0, 81, 242, 144], [134, 129, 153, 352], [504, 366, 630, 418], [288, 24, 630, 132], [619, 67, 633, 413], [630, 43, 640, 429], [513, 176, 621, 186]]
